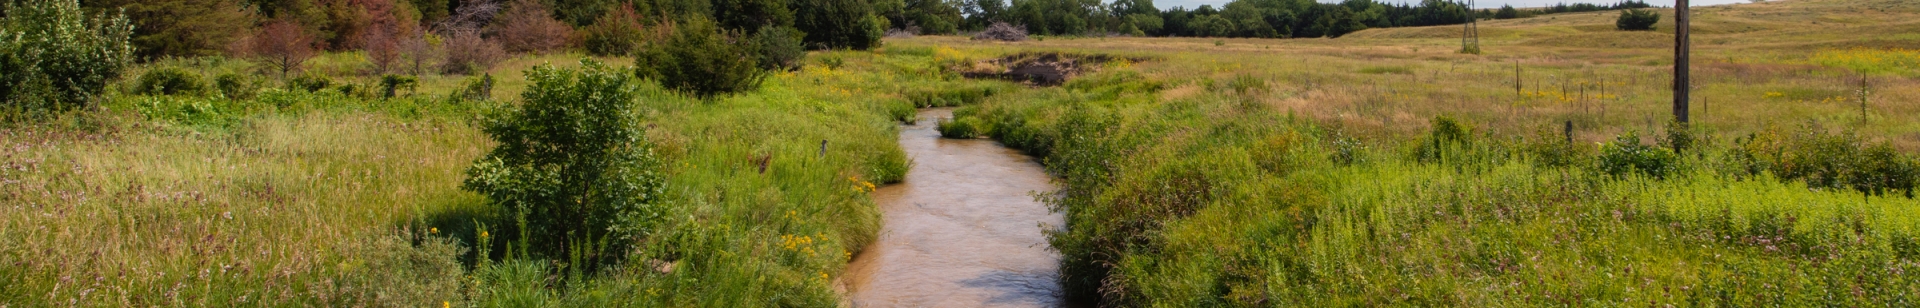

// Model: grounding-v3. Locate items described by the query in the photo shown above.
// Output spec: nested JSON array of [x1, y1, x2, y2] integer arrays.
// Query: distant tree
[[1616, 8, 1658, 31], [359, 0, 420, 74], [81, 0, 255, 58], [410, 0, 449, 24], [1125, 13, 1163, 35], [489, 0, 572, 54], [791, 0, 884, 50], [712, 0, 795, 31], [248, 19, 319, 80], [580, 3, 645, 56], [318, 0, 370, 49], [892, 0, 962, 34], [961, 0, 1006, 30], [440, 29, 504, 74], [397, 31, 438, 75], [1187, 14, 1232, 37], [0, 0, 134, 112], [1494, 5, 1520, 19]]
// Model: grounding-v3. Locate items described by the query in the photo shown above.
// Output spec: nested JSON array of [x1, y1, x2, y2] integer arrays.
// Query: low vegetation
[[3, 0, 1917, 306]]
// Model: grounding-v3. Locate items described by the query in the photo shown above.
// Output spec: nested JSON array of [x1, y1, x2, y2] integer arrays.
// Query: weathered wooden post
[[1674, 0, 1691, 123]]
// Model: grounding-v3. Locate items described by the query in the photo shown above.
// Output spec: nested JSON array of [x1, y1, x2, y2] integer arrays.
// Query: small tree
[[398, 31, 438, 76], [489, 0, 572, 54], [463, 60, 667, 270], [580, 3, 646, 56], [1616, 9, 1659, 31], [634, 16, 767, 97], [440, 29, 505, 75], [750, 26, 806, 71], [249, 19, 318, 80]]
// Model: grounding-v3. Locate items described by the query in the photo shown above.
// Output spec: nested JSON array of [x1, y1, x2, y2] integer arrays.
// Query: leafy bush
[[1413, 116, 1473, 164], [791, 0, 885, 50], [750, 26, 808, 71], [634, 17, 768, 97], [1728, 125, 1918, 197], [287, 73, 333, 92], [379, 74, 419, 98], [453, 74, 496, 101], [462, 60, 667, 270], [580, 4, 646, 56], [133, 67, 211, 97], [1597, 131, 1679, 178], [1616, 9, 1659, 31], [0, 0, 134, 113], [971, 22, 1028, 42], [214, 73, 260, 100]]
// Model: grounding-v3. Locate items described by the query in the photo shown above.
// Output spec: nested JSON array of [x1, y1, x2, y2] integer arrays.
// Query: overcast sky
[[1156, 0, 1753, 10]]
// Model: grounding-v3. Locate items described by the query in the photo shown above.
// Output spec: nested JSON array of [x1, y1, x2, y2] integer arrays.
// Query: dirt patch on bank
[[959, 52, 1151, 86]]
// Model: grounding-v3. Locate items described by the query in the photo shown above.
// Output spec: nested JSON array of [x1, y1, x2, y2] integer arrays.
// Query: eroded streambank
[[841, 108, 1063, 307]]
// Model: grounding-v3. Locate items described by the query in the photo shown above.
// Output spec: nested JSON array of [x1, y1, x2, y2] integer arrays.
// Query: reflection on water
[[842, 108, 1063, 307]]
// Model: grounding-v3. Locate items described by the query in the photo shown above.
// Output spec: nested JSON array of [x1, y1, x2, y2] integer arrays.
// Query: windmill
[[1460, 0, 1481, 54]]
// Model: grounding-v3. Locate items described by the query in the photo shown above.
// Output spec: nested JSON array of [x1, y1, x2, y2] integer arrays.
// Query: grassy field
[[2, 0, 1917, 306], [907, 0, 1920, 305]]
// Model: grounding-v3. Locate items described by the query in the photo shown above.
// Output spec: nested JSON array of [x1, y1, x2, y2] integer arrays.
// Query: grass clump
[[937, 115, 985, 138]]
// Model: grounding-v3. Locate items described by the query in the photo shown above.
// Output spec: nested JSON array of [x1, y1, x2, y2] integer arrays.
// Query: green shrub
[[1597, 131, 1679, 178], [380, 74, 419, 98], [454, 74, 497, 101], [132, 67, 210, 97], [287, 73, 332, 92], [634, 17, 768, 97], [214, 73, 260, 100], [750, 26, 808, 71], [0, 0, 134, 113], [1522, 124, 1590, 168], [462, 60, 667, 271], [1728, 125, 1918, 197], [1616, 9, 1659, 31], [1413, 116, 1473, 164]]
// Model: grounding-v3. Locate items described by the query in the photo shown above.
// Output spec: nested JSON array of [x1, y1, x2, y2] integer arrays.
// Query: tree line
[[1491, 0, 1651, 20], [908, 0, 1654, 39]]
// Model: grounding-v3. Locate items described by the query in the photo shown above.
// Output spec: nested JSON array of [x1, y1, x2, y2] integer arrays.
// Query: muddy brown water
[[842, 108, 1064, 307]]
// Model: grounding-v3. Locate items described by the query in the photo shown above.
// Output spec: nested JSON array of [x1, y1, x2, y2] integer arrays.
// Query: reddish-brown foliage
[[247, 19, 320, 80], [489, 0, 572, 54], [358, 0, 419, 74], [441, 29, 505, 75]]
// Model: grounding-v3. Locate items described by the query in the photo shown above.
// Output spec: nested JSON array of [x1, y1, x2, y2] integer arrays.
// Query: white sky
[[1156, 0, 1753, 10]]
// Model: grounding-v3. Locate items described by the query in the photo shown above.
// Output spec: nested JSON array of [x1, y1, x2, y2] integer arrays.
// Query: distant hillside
[[1346, 0, 1920, 50]]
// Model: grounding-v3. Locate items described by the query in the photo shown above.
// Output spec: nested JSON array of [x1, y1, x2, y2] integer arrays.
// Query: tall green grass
[[949, 56, 1920, 306], [0, 47, 995, 306]]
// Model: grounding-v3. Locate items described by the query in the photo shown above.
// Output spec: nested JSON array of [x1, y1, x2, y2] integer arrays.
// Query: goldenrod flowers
[[849, 175, 876, 193]]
